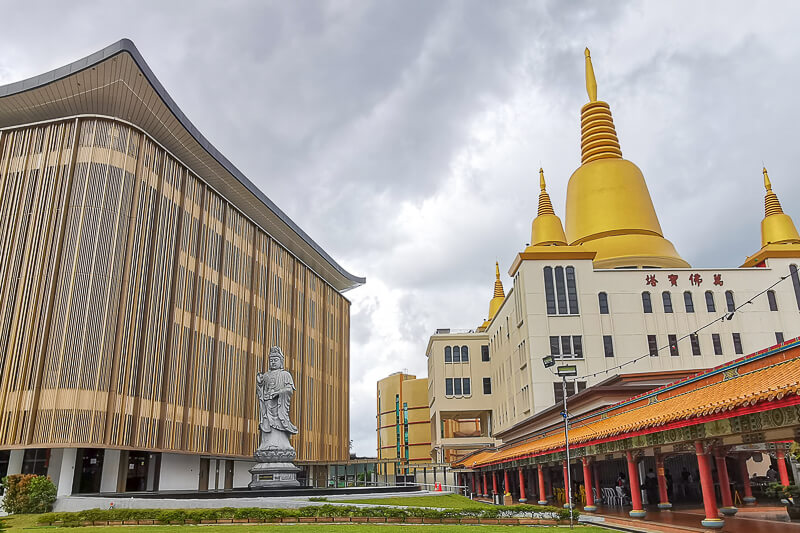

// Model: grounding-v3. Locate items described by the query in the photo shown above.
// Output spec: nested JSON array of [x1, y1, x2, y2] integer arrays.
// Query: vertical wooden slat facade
[[0, 117, 350, 461]]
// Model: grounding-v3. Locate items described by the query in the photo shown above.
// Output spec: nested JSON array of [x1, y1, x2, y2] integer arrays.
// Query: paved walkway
[[595, 504, 798, 533], [54, 490, 444, 512]]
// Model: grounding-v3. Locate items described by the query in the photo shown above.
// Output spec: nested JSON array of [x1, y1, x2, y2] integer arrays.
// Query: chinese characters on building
[[645, 273, 723, 287]]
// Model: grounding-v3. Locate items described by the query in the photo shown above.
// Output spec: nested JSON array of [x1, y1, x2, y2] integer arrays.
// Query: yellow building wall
[[376, 374, 430, 470]]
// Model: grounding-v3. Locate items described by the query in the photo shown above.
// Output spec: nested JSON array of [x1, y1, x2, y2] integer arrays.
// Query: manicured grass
[[7, 522, 605, 532], [332, 493, 492, 508], [3, 514, 40, 530]]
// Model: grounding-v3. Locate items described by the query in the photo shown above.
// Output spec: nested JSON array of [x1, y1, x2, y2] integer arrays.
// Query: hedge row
[[38, 504, 576, 527]]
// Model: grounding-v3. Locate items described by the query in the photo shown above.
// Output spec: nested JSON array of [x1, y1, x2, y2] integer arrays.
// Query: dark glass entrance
[[125, 451, 161, 492], [21, 448, 49, 476], [72, 449, 104, 494]]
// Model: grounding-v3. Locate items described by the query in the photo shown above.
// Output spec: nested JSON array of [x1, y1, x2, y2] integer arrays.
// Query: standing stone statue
[[249, 346, 300, 487]]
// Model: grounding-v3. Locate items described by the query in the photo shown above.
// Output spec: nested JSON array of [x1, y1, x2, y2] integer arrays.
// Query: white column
[[47, 449, 65, 487], [101, 450, 121, 493], [57, 448, 78, 497], [7, 449, 24, 475]]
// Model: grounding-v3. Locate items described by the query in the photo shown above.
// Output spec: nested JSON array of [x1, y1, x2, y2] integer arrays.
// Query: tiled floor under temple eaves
[[594, 505, 800, 533]]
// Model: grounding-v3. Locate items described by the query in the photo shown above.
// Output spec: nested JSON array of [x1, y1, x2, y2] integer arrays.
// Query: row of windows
[[444, 377, 493, 396], [550, 331, 776, 359], [599, 289, 780, 315], [639, 290, 746, 314], [444, 346, 469, 363], [544, 266, 579, 315], [549, 335, 583, 359], [442, 345, 490, 362], [554, 381, 586, 404], [444, 377, 471, 396], [644, 332, 748, 357]]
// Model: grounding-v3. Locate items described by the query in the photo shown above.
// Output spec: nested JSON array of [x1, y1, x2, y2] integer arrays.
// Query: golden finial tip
[[763, 167, 772, 192], [495, 261, 500, 279], [585, 48, 591, 58], [584, 47, 598, 102], [539, 168, 546, 191]]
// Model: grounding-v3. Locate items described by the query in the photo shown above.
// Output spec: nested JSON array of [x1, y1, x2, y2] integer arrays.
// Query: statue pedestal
[[248, 461, 300, 488]]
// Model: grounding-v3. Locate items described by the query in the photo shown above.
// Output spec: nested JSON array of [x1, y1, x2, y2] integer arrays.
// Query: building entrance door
[[125, 451, 161, 492], [73, 449, 105, 494]]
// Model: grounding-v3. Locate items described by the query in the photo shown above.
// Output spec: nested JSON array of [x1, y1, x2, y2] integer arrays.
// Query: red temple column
[[738, 455, 755, 505], [518, 467, 527, 503], [492, 471, 498, 495], [482, 472, 488, 497], [655, 454, 672, 510], [626, 451, 646, 518], [537, 466, 548, 505], [582, 458, 596, 512], [777, 448, 791, 486], [695, 441, 724, 529], [471, 473, 476, 495], [714, 451, 737, 516]]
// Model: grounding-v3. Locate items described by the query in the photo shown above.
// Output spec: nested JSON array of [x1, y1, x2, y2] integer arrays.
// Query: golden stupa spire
[[585, 48, 597, 102], [537, 168, 555, 216], [763, 167, 784, 217], [493, 261, 504, 298], [564, 48, 689, 269], [579, 49, 621, 164], [477, 262, 506, 330], [759, 168, 799, 246], [527, 168, 567, 249]]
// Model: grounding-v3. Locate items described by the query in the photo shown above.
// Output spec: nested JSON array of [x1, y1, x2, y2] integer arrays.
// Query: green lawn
[[3, 518, 604, 532], [331, 494, 492, 508]]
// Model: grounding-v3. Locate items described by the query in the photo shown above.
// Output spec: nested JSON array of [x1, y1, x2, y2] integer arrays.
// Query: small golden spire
[[763, 167, 785, 217], [585, 48, 597, 102], [490, 261, 506, 300], [537, 168, 555, 216]]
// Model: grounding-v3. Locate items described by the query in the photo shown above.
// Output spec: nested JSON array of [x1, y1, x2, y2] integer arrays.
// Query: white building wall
[[159, 453, 201, 491], [233, 459, 256, 487], [481, 256, 800, 433]]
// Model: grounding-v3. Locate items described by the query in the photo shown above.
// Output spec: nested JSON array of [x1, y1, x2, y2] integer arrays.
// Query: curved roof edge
[[0, 38, 365, 291]]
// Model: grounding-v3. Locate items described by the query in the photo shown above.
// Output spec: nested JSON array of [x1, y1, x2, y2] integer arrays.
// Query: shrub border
[[37, 504, 575, 527]]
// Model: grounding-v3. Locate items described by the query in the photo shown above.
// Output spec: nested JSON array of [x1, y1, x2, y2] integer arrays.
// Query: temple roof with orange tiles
[[455, 336, 800, 469]]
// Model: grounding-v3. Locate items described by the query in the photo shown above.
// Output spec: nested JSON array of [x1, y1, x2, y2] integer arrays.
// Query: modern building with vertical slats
[[0, 39, 363, 495]]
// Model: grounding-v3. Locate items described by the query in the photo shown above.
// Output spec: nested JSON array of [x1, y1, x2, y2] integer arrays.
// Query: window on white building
[[642, 292, 653, 313], [712, 333, 723, 355], [705, 291, 716, 312], [598, 292, 609, 314], [732, 333, 743, 354], [662, 292, 674, 313], [684, 291, 694, 313], [725, 291, 736, 313], [668, 334, 679, 356]]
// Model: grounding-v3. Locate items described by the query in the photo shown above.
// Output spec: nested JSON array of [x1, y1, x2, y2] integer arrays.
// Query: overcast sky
[[3, 1, 799, 457]]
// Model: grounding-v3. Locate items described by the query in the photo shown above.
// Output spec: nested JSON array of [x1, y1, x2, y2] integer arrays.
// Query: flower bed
[[37, 504, 575, 527]]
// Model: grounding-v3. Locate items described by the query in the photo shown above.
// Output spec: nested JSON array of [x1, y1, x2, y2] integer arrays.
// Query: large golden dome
[[564, 49, 689, 269]]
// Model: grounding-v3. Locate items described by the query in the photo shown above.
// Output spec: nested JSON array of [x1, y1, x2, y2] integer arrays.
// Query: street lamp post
[[544, 356, 576, 529]]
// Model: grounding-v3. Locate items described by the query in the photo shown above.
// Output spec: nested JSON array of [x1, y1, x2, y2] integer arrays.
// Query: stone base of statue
[[248, 461, 300, 488], [248, 446, 300, 488]]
